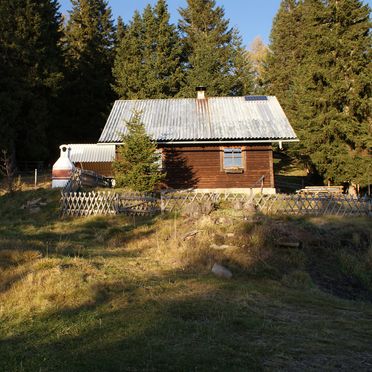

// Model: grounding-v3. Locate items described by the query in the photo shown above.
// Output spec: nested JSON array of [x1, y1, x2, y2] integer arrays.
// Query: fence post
[[34, 169, 37, 188], [160, 191, 165, 214]]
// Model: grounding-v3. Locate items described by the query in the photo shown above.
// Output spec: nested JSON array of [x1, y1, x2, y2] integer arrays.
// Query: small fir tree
[[113, 111, 164, 192]]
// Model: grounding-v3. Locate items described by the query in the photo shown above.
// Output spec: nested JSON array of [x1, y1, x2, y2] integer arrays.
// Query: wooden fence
[[60, 191, 160, 217], [254, 193, 371, 216], [60, 190, 372, 218]]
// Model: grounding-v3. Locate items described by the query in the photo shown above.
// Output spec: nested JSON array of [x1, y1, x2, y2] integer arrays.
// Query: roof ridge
[[113, 95, 276, 103]]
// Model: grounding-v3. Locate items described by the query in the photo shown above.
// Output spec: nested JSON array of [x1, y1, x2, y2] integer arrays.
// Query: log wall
[[162, 144, 274, 189]]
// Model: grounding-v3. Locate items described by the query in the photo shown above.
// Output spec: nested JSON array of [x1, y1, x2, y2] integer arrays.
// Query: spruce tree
[[61, 0, 115, 143], [113, 111, 164, 192], [113, 0, 183, 99], [0, 0, 63, 162], [265, 0, 304, 121], [230, 29, 253, 96], [293, 0, 371, 185], [178, 0, 252, 97], [116, 16, 126, 44], [151, 0, 183, 97], [112, 11, 145, 99]]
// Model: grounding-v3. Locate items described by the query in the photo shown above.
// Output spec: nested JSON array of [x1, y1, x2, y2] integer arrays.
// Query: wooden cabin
[[97, 91, 298, 193], [56, 91, 298, 193]]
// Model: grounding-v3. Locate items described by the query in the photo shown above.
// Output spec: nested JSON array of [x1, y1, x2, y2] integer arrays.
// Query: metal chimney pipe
[[196, 86, 207, 99]]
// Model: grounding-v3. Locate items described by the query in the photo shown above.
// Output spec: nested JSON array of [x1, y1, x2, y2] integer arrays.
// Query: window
[[155, 149, 163, 170], [223, 148, 243, 170]]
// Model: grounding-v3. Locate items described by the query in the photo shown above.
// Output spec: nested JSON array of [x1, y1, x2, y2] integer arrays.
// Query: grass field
[[0, 186, 372, 371]]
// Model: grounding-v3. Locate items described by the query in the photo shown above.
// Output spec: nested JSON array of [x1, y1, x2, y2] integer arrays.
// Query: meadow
[[0, 186, 371, 371]]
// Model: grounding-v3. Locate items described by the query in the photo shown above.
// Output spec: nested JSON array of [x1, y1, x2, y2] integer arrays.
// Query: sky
[[59, 0, 282, 48], [59, 0, 372, 48]]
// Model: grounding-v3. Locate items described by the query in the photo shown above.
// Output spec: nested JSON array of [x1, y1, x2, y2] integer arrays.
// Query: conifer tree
[[293, 0, 371, 185], [116, 16, 126, 44], [112, 11, 145, 99], [267, 0, 371, 185], [61, 0, 115, 143], [113, 111, 164, 192], [265, 0, 304, 120], [113, 0, 183, 99], [178, 0, 252, 97], [0, 0, 63, 162], [151, 0, 183, 97], [230, 30, 253, 96]]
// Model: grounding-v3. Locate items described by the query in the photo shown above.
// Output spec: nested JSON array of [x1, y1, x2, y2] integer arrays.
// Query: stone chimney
[[196, 86, 207, 99]]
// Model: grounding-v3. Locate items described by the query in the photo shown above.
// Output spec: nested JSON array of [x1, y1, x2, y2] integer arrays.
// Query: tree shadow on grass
[[0, 275, 265, 371], [0, 213, 160, 255], [1, 268, 372, 372]]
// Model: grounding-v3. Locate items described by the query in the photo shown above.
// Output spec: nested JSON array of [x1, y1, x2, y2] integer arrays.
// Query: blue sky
[[59, 0, 372, 48]]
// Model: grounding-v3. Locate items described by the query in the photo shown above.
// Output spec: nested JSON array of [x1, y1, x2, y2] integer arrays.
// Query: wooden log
[[278, 241, 302, 249]]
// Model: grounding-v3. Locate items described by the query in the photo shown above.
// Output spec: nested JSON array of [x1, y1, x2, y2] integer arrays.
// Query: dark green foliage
[[116, 16, 126, 45], [295, 0, 371, 185], [0, 0, 63, 162], [178, 0, 253, 97], [113, 11, 144, 99], [267, 0, 371, 185], [113, 111, 164, 192], [265, 0, 303, 115], [113, 0, 183, 99], [60, 0, 116, 143]]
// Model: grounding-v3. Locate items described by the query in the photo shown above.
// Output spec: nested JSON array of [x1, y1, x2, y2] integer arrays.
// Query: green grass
[[0, 187, 372, 371]]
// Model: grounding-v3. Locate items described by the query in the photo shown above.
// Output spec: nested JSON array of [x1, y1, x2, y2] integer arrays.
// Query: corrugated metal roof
[[68, 144, 115, 162], [98, 96, 297, 143]]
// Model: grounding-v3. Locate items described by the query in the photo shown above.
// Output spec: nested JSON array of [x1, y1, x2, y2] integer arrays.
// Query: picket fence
[[60, 190, 372, 218]]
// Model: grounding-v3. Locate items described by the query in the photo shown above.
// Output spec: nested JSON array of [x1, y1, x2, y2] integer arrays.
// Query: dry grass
[[0, 187, 372, 371]]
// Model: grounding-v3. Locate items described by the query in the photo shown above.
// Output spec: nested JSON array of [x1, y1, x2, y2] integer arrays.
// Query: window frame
[[220, 147, 245, 173]]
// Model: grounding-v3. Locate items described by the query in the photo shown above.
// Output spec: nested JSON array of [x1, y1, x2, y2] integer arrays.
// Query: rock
[[28, 198, 42, 206], [210, 244, 237, 250], [29, 207, 41, 214], [212, 263, 232, 279], [182, 201, 215, 219]]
